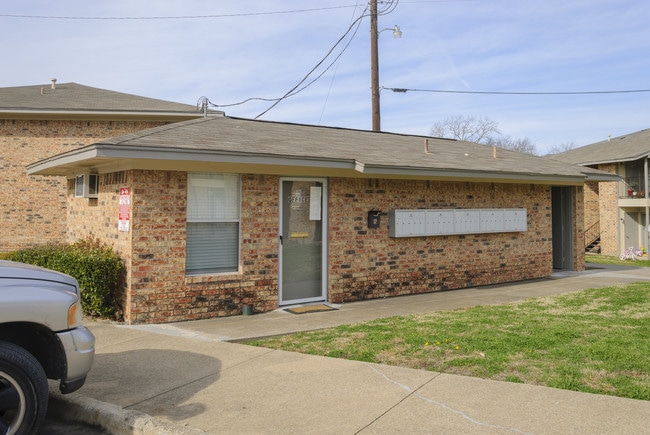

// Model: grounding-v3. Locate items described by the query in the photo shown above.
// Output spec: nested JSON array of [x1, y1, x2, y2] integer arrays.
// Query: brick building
[[29, 115, 613, 324], [0, 81, 205, 252], [554, 129, 650, 257]]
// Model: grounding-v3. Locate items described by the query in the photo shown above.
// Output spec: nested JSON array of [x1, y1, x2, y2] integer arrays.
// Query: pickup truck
[[0, 260, 95, 435]]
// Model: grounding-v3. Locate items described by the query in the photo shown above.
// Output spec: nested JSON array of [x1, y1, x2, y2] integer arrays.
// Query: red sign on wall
[[118, 186, 130, 232]]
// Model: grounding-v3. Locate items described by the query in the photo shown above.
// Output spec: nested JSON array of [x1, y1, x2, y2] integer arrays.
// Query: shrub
[[8, 238, 124, 319]]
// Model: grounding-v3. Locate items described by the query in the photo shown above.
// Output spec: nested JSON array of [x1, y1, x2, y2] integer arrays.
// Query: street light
[[370, 0, 401, 131], [386, 25, 402, 38]]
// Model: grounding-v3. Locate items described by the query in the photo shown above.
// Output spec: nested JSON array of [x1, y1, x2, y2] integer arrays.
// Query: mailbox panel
[[389, 210, 426, 237], [426, 210, 455, 235], [504, 209, 527, 232], [389, 208, 526, 238], [480, 209, 505, 233], [455, 210, 480, 234]]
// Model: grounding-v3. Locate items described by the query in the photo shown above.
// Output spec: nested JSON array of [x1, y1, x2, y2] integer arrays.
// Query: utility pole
[[370, 0, 381, 131]]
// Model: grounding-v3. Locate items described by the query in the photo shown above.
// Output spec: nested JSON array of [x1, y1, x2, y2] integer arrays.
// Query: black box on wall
[[367, 210, 381, 229]]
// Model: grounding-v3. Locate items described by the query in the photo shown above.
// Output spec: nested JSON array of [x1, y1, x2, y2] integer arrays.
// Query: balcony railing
[[620, 176, 648, 199]]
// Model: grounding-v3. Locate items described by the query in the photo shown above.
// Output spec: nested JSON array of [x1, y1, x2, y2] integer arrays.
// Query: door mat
[[284, 304, 338, 315]]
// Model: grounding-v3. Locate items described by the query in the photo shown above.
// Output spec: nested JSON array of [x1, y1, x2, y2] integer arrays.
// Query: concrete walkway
[[50, 264, 650, 434]]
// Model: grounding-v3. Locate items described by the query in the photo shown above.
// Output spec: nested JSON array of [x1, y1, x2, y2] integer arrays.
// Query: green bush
[[8, 238, 124, 319]]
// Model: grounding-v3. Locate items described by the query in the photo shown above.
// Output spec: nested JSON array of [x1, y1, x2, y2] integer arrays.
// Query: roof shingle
[[30, 115, 613, 183], [0, 82, 200, 114], [553, 129, 650, 165]]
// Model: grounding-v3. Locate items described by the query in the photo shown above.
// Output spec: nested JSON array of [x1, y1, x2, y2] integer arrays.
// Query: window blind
[[186, 173, 240, 274]]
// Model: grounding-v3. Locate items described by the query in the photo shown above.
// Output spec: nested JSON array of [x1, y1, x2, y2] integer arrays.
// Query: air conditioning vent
[[74, 174, 99, 198]]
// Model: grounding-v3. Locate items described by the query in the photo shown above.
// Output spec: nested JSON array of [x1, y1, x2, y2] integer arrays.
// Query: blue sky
[[2, 0, 649, 154]]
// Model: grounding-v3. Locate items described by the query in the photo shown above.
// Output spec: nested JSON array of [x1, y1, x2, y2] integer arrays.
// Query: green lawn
[[247, 283, 650, 400], [587, 253, 650, 267]]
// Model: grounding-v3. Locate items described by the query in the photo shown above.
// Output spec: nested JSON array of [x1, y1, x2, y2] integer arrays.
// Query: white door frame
[[278, 177, 328, 305]]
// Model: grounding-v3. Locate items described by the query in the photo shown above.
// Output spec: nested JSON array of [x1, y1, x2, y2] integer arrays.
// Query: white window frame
[[186, 172, 241, 275]]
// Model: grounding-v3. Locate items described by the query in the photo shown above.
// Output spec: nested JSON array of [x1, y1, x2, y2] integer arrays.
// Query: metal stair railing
[[584, 221, 600, 249]]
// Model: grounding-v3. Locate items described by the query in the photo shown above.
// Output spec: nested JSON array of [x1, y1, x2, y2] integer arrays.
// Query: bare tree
[[430, 115, 500, 143], [430, 114, 538, 155], [546, 141, 577, 155], [485, 136, 537, 155]]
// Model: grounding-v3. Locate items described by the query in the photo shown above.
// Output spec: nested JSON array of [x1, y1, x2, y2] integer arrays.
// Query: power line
[[253, 1, 404, 118], [319, 0, 365, 124], [210, 0, 399, 118], [383, 87, 650, 95], [217, 84, 650, 112], [210, 0, 400, 117], [206, 4, 372, 117], [0, 0, 463, 20], [378, 0, 400, 15], [253, 6, 369, 119], [0, 5, 358, 20]]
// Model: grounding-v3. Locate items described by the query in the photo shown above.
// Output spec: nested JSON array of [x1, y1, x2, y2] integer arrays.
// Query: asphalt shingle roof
[[0, 82, 200, 114], [553, 129, 650, 165], [30, 115, 610, 183]]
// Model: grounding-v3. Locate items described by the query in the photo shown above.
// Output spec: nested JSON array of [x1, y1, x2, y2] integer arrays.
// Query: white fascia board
[[29, 144, 586, 185], [583, 173, 621, 182], [91, 145, 356, 169], [27, 144, 356, 175], [27, 147, 100, 175], [576, 153, 650, 166], [355, 162, 584, 184], [0, 109, 203, 120]]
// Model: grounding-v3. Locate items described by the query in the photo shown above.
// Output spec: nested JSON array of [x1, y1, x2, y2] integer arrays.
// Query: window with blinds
[[186, 172, 241, 275]]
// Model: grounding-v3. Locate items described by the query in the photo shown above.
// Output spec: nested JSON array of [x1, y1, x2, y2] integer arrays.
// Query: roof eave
[[28, 144, 586, 185], [26, 145, 357, 177], [0, 109, 210, 121], [568, 152, 650, 167], [583, 172, 621, 182], [356, 163, 585, 185]]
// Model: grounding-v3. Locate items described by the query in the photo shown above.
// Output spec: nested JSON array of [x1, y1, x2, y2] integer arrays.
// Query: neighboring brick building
[[29, 115, 610, 324], [0, 81, 206, 252], [554, 130, 650, 257]]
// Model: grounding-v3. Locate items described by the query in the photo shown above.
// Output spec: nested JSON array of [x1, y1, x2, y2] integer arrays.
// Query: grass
[[246, 283, 650, 401], [587, 253, 650, 267]]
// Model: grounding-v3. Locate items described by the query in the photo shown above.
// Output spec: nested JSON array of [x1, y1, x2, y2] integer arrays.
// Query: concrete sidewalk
[[50, 264, 650, 434]]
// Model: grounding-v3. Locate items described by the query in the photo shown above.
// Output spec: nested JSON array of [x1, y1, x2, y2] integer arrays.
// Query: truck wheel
[[0, 341, 48, 435]]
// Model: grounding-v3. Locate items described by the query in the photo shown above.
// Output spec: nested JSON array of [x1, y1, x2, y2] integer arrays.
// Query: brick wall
[[595, 164, 619, 256], [67, 171, 133, 318], [327, 179, 554, 303], [583, 181, 600, 229], [67, 171, 280, 324], [67, 170, 579, 324], [573, 185, 586, 271], [0, 119, 169, 253]]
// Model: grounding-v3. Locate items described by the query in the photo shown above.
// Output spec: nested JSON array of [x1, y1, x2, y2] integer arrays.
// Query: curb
[[48, 392, 210, 435]]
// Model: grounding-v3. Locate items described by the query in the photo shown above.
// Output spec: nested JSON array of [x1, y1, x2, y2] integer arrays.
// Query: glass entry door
[[279, 178, 327, 305]]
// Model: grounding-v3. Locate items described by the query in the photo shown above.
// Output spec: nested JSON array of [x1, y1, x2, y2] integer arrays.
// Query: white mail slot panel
[[455, 210, 481, 234], [389, 209, 427, 237], [479, 209, 505, 232], [389, 208, 527, 238], [503, 209, 527, 232], [426, 210, 455, 235]]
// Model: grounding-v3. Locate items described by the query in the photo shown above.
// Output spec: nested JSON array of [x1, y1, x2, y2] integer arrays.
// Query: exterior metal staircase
[[584, 221, 601, 253]]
